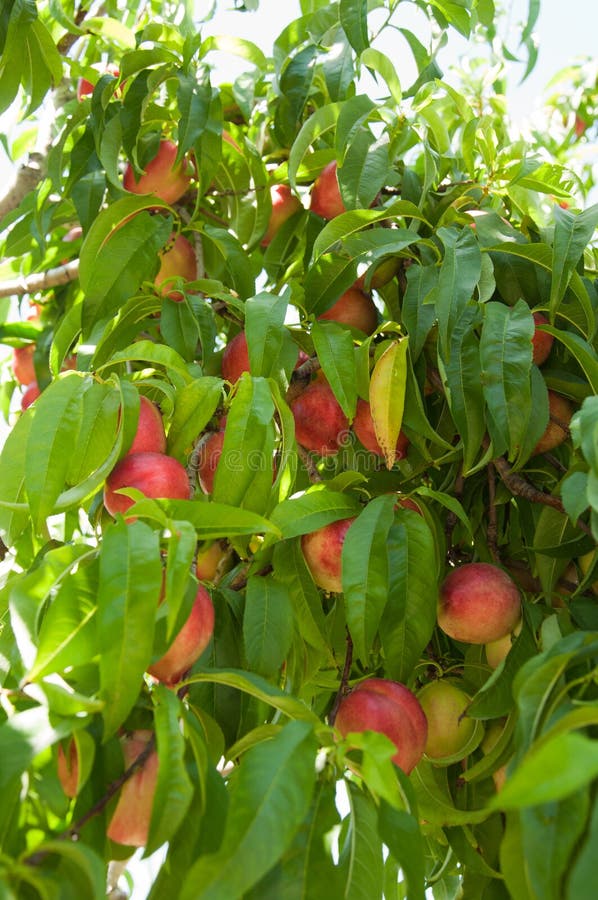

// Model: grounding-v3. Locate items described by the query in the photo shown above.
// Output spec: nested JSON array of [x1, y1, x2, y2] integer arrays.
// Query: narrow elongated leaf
[[436, 226, 482, 358], [369, 339, 409, 469], [272, 540, 331, 656], [402, 263, 438, 360], [245, 292, 298, 382], [342, 495, 395, 662], [0, 410, 33, 542], [489, 732, 598, 809], [550, 203, 598, 312], [311, 320, 357, 420], [378, 800, 426, 900], [411, 761, 490, 826], [244, 575, 294, 678], [270, 489, 362, 540], [340, 0, 369, 53], [480, 299, 534, 460], [180, 721, 317, 900], [97, 520, 162, 739], [24, 373, 83, 532], [338, 782, 385, 900], [360, 48, 402, 105], [213, 374, 276, 515], [146, 686, 194, 856], [288, 103, 342, 190], [379, 513, 438, 682], [167, 376, 223, 461], [186, 668, 320, 724], [0, 706, 81, 790], [441, 313, 486, 473], [23, 839, 106, 900]]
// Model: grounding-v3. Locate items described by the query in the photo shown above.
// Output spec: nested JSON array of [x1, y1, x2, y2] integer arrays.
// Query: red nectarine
[[290, 378, 349, 456], [438, 562, 521, 644], [532, 390, 573, 456], [128, 396, 167, 456], [148, 584, 214, 685], [107, 730, 159, 847], [531, 312, 554, 366], [301, 517, 356, 593], [335, 678, 428, 774], [310, 161, 346, 220], [155, 233, 197, 301], [221, 331, 250, 383], [103, 451, 191, 517], [261, 184, 302, 247], [123, 139, 193, 205], [318, 287, 378, 335]]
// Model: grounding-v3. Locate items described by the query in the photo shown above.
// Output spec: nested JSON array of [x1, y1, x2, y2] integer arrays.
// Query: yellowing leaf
[[369, 338, 409, 469]]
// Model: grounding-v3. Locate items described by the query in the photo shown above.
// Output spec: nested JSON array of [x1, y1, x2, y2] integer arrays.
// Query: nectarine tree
[[0, 1, 597, 898]]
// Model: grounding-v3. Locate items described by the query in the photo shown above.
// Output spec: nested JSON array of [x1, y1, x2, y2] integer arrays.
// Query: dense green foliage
[[0, 0, 597, 897]]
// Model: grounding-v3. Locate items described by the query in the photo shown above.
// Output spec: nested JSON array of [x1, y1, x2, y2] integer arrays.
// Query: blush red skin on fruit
[[106, 730, 159, 848], [155, 233, 197, 301], [128, 396, 167, 455], [335, 678, 428, 774], [301, 517, 356, 593], [261, 184, 302, 247], [352, 398, 409, 460], [21, 382, 41, 410], [309, 161, 346, 220], [12, 344, 36, 386], [57, 739, 79, 798], [222, 331, 251, 383], [291, 379, 349, 456], [123, 140, 192, 205], [196, 430, 226, 495], [531, 312, 554, 366], [148, 584, 215, 685], [103, 452, 191, 517], [438, 562, 521, 644], [318, 287, 378, 335]]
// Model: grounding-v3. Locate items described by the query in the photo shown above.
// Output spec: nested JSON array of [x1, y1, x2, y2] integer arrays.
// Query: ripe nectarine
[[103, 451, 191, 517], [123, 139, 193, 205], [310, 160, 346, 220], [128, 396, 167, 455], [155, 233, 197, 300], [148, 584, 214, 685], [438, 562, 521, 644], [318, 287, 378, 335], [335, 678, 428, 774], [532, 390, 573, 456], [290, 378, 349, 456], [107, 730, 159, 847], [531, 312, 554, 366], [261, 184, 302, 247], [301, 517, 356, 593]]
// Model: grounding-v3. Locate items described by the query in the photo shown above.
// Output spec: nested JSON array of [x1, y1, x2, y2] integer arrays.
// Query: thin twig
[[328, 630, 354, 727], [297, 445, 323, 483], [487, 462, 499, 562]]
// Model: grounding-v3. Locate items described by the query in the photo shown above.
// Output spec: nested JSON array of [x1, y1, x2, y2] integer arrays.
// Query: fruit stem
[[328, 629, 354, 727]]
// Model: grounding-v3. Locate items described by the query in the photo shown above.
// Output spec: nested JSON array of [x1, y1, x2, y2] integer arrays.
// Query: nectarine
[[335, 678, 428, 774], [128, 396, 167, 456], [310, 160, 346, 220], [290, 378, 349, 456], [352, 398, 409, 461], [123, 139, 193, 205], [261, 184, 302, 247], [301, 517, 356, 593], [155, 233, 197, 300], [318, 287, 378, 335], [148, 584, 214, 685], [438, 562, 521, 644], [103, 451, 191, 517], [417, 680, 479, 763], [107, 730, 159, 847], [532, 390, 573, 456], [531, 312, 553, 366]]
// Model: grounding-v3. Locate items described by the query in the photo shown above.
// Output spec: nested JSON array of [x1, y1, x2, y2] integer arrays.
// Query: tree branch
[[328, 629, 354, 727], [0, 154, 46, 223], [0, 260, 80, 299]]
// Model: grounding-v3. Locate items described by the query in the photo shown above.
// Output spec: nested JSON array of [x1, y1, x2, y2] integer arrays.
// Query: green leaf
[[411, 761, 490, 826], [311, 320, 357, 421], [272, 540, 331, 657], [180, 721, 317, 900], [342, 495, 395, 662], [186, 668, 320, 724], [550, 203, 598, 316], [402, 263, 438, 361], [360, 48, 402, 105], [489, 732, 598, 809], [288, 103, 342, 190], [147, 686, 194, 856], [79, 198, 172, 334], [0, 410, 33, 543], [340, 0, 369, 54], [337, 782, 385, 900], [24, 373, 84, 533], [97, 519, 162, 739], [269, 489, 362, 540], [0, 706, 81, 790], [441, 315, 486, 474], [245, 292, 298, 382], [378, 800, 426, 900], [167, 376, 224, 461], [480, 299, 534, 461], [22, 839, 106, 900], [379, 513, 439, 682], [244, 575, 294, 678], [213, 375, 276, 515], [436, 226, 482, 360]]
